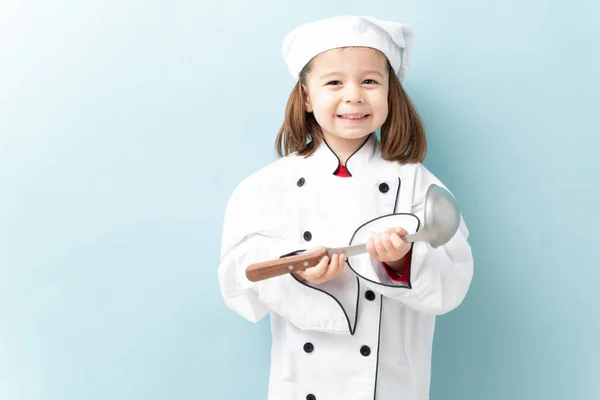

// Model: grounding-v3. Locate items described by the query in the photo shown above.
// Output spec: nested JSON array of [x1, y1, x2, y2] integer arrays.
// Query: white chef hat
[[282, 15, 414, 83]]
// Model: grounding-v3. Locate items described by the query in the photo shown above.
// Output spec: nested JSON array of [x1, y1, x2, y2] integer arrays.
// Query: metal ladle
[[402, 184, 461, 248], [245, 184, 462, 282]]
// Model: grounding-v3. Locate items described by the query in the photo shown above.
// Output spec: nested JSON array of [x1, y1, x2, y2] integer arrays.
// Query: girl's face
[[303, 47, 390, 144]]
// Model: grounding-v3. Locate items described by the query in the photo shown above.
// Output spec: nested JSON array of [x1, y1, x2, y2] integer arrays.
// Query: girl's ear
[[302, 85, 313, 112]]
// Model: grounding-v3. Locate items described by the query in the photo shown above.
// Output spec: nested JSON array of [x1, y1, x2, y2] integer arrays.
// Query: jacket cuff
[[382, 249, 412, 284]]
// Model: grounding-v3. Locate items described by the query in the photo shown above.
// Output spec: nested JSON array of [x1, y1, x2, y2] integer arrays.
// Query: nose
[[343, 83, 364, 104]]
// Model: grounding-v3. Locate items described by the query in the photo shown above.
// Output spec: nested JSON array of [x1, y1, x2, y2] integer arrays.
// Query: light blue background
[[1, 0, 598, 399]]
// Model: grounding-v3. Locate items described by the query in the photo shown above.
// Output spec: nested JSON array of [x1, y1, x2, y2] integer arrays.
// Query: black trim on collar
[[323, 133, 373, 177], [322, 139, 342, 174]]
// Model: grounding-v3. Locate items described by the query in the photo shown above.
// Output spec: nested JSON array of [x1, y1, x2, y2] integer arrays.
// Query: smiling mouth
[[337, 114, 370, 120]]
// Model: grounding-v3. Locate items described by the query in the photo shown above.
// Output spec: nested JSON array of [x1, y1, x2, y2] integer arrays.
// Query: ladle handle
[[245, 249, 328, 282], [402, 230, 428, 243]]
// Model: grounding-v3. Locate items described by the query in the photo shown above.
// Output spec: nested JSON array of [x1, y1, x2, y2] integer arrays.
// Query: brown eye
[[363, 79, 377, 84], [326, 81, 342, 85]]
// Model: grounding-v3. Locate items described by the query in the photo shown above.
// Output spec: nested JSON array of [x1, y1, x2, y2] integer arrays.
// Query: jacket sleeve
[[217, 173, 356, 334], [346, 165, 474, 316]]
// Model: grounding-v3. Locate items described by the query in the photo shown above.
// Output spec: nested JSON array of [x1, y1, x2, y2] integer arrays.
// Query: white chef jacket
[[218, 133, 474, 400]]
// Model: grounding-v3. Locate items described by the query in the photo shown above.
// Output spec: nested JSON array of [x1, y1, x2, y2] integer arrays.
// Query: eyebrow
[[318, 70, 385, 80], [361, 70, 385, 78]]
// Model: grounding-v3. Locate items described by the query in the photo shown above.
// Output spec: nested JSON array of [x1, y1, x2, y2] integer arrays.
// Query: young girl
[[218, 15, 473, 400]]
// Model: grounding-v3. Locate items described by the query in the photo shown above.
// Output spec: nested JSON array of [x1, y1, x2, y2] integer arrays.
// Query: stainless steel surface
[[326, 243, 367, 258], [403, 184, 461, 248]]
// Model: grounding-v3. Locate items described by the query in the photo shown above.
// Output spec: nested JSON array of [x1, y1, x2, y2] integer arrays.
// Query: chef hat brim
[[282, 15, 414, 83]]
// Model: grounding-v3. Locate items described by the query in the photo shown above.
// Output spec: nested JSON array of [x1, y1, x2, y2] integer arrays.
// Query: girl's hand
[[366, 227, 411, 265], [293, 246, 346, 284]]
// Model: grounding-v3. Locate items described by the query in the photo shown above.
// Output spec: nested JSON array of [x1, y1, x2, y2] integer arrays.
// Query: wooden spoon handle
[[245, 249, 328, 282]]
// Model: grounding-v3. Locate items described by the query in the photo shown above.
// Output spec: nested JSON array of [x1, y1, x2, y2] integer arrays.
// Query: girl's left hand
[[366, 227, 411, 264]]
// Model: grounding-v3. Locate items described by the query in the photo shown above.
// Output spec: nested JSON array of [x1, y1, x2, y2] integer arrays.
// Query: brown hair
[[275, 61, 427, 164]]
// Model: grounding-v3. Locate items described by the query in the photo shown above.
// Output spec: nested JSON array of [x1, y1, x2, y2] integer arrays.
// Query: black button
[[360, 345, 371, 356], [303, 342, 314, 353], [306, 395, 316, 400], [303, 231, 312, 241], [297, 177, 305, 187], [365, 290, 375, 301], [379, 183, 389, 193]]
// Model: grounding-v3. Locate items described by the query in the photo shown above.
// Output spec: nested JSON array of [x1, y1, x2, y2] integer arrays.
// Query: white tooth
[[342, 114, 365, 119]]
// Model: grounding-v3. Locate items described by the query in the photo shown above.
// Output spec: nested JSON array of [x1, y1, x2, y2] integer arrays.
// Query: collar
[[309, 133, 378, 177]]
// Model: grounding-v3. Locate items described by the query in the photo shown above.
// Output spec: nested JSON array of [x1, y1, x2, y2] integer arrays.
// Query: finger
[[312, 253, 340, 284], [298, 267, 325, 282], [367, 237, 378, 259], [299, 255, 329, 280], [329, 253, 346, 278], [314, 253, 346, 284], [380, 232, 399, 256], [374, 234, 387, 257], [309, 255, 330, 278], [389, 232, 406, 249], [338, 254, 347, 276]]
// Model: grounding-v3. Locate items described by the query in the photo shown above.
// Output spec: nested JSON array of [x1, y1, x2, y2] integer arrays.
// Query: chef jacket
[[218, 133, 474, 400]]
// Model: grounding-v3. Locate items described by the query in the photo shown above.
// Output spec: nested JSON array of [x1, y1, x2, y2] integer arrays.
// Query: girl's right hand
[[292, 247, 346, 284]]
